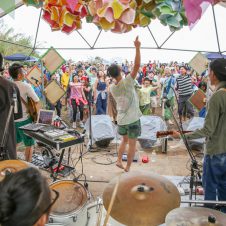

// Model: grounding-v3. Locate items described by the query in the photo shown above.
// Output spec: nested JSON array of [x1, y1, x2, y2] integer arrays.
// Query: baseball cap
[[210, 58, 226, 81]]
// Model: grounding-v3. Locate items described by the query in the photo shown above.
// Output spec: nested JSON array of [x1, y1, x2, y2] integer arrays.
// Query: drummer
[[172, 58, 226, 212], [0, 167, 58, 226]]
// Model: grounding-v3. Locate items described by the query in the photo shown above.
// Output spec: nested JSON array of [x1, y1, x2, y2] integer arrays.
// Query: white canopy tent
[[0, 1, 226, 62]]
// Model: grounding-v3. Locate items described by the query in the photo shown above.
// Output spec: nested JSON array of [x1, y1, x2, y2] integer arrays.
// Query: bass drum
[[74, 201, 124, 226], [48, 180, 89, 225]]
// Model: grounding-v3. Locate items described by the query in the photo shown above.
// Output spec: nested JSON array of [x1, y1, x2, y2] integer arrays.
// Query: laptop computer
[[19, 109, 55, 132]]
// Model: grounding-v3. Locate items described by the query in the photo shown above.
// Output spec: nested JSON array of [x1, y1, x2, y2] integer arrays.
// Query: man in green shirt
[[108, 37, 141, 172], [173, 59, 226, 212]]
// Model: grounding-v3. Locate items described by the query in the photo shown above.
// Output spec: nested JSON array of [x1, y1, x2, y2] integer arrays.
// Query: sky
[[1, 3, 226, 63]]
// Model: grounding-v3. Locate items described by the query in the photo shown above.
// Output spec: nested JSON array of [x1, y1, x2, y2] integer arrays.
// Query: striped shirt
[[176, 75, 193, 96]]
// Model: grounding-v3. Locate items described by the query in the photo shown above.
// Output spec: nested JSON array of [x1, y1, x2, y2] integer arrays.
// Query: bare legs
[[116, 135, 128, 169], [116, 135, 137, 172], [124, 138, 137, 172], [25, 146, 33, 162]]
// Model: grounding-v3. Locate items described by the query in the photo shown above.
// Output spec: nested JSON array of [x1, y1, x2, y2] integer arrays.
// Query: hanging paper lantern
[[87, 0, 137, 33], [23, 0, 43, 8], [42, 0, 88, 34], [153, 0, 188, 32]]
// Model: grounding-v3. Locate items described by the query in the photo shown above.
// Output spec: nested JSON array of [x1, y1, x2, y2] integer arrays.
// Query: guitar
[[21, 96, 38, 122], [156, 130, 192, 138]]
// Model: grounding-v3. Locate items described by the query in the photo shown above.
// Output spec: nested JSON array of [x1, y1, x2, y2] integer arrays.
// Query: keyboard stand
[[22, 130, 84, 181]]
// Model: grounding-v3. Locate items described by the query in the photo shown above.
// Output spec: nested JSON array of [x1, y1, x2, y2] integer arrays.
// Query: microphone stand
[[165, 84, 201, 205], [87, 90, 93, 151]]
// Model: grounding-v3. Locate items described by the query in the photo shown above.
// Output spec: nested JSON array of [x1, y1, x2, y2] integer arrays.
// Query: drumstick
[[103, 178, 120, 226]]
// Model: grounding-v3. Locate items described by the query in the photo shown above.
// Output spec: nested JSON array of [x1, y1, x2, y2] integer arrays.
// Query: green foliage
[[0, 19, 40, 57]]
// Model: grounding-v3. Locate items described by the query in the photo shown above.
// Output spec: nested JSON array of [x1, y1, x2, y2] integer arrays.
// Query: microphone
[[31, 76, 39, 84], [165, 99, 171, 108], [13, 88, 18, 114]]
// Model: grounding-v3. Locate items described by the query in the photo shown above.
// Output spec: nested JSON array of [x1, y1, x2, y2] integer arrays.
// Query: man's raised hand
[[134, 36, 141, 49]]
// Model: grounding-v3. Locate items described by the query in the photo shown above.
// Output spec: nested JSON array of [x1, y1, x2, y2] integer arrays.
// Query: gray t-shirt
[[110, 75, 142, 125]]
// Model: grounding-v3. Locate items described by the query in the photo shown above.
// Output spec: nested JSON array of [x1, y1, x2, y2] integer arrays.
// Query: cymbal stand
[[166, 101, 201, 206]]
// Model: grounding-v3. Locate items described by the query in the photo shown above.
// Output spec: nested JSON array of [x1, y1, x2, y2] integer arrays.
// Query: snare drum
[[48, 180, 89, 225], [0, 160, 28, 181]]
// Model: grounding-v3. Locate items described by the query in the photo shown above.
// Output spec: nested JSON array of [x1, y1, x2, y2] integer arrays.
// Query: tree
[[0, 19, 39, 57]]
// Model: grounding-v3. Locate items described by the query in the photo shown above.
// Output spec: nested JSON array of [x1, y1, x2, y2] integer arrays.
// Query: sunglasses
[[32, 189, 59, 225]]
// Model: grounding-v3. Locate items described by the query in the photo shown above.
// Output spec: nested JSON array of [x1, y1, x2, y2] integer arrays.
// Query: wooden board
[[41, 47, 65, 75], [44, 80, 66, 105], [189, 89, 206, 111], [26, 65, 41, 87], [189, 52, 209, 75]]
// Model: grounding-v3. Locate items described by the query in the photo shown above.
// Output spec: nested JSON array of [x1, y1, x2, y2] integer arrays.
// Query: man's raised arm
[[130, 36, 141, 79]]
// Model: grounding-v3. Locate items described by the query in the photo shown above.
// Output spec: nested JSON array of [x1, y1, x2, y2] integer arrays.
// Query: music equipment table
[[23, 130, 84, 181]]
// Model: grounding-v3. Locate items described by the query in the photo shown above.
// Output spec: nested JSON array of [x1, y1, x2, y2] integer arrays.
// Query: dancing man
[[107, 36, 142, 172], [173, 59, 226, 212]]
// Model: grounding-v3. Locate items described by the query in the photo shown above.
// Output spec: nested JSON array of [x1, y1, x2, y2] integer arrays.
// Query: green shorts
[[15, 118, 35, 147], [118, 120, 141, 139]]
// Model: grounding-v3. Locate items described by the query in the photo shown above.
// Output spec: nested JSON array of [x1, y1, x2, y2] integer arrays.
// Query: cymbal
[[103, 171, 180, 226], [0, 160, 28, 181], [166, 207, 226, 226]]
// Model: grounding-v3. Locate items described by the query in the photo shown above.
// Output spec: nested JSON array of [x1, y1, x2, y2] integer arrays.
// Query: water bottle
[[151, 150, 157, 163]]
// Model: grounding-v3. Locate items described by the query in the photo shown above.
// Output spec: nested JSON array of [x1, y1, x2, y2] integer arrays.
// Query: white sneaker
[[72, 122, 77, 129], [79, 122, 84, 128]]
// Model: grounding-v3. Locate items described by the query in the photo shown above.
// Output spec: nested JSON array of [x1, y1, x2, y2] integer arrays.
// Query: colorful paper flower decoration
[[134, 0, 156, 27], [87, 0, 138, 33], [42, 0, 88, 34], [153, 0, 188, 32], [23, 0, 43, 8]]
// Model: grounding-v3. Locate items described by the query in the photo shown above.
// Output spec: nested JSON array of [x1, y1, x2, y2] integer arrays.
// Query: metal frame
[[0, 4, 225, 56]]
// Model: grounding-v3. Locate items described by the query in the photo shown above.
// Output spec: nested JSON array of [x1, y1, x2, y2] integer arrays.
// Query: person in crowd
[[93, 70, 108, 115], [136, 67, 144, 85], [148, 71, 159, 114], [69, 74, 87, 129], [107, 36, 141, 172], [9, 63, 40, 162], [86, 66, 97, 86], [198, 81, 208, 118], [176, 66, 194, 122], [61, 65, 70, 91], [172, 59, 226, 213], [81, 76, 92, 122], [138, 78, 158, 115], [161, 67, 176, 125], [0, 53, 22, 160], [0, 167, 56, 226]]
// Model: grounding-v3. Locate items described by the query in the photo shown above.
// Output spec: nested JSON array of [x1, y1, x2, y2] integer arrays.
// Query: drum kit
[[1, 160, 226, 226]]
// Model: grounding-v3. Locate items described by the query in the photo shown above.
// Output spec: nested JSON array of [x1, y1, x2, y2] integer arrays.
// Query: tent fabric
[[4, 53, 37, 62], [205, 52, 226, 60]]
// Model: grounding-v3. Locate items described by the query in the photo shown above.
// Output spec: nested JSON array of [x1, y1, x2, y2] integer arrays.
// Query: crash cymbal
[[0, 160, 28, 181], [166, 207, 226, 226], [103, 171, 180, 226]]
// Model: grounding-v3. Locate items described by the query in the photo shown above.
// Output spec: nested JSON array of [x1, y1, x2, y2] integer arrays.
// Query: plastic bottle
[[151, 150, 157, 163]]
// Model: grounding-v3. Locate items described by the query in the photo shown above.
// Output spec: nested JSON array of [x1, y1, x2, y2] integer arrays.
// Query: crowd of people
[[1, 52, 210, 129]]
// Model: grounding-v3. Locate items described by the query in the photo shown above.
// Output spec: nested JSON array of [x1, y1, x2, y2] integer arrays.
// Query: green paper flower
[[153, 0, 188, 31]]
